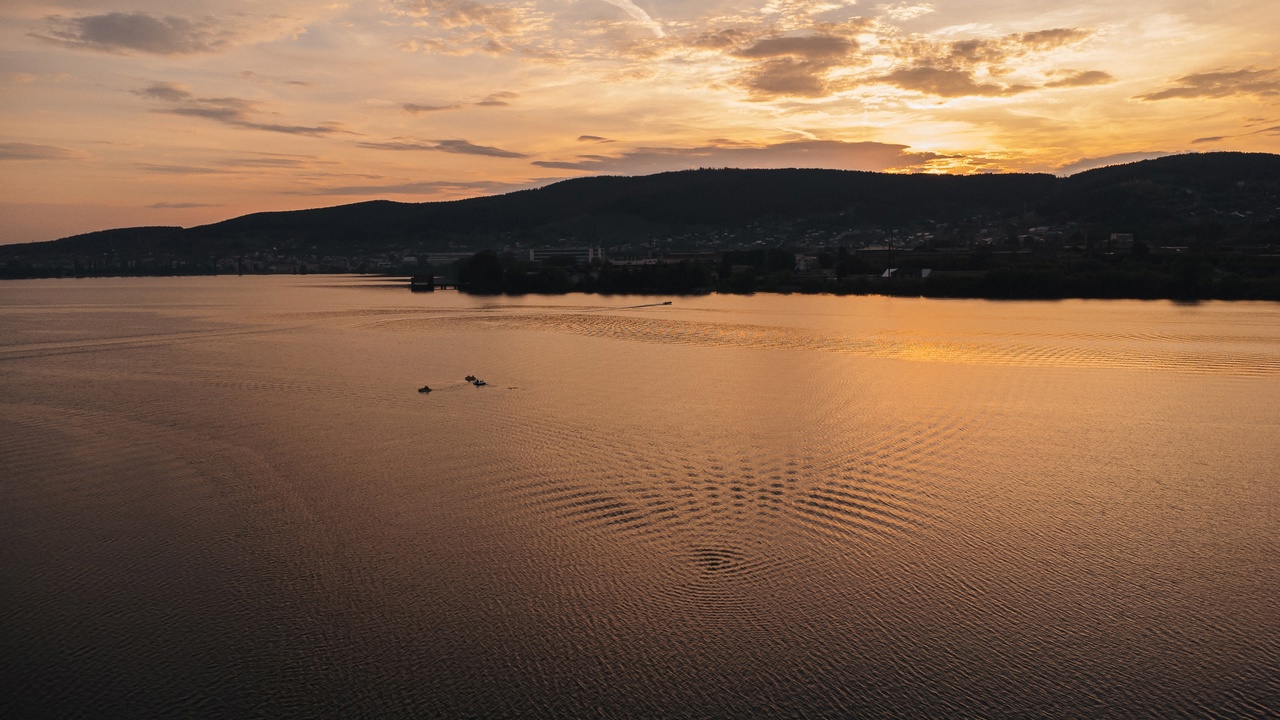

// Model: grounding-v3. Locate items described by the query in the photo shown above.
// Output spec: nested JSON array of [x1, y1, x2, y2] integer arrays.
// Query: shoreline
[[4, 270, 1278, 302]]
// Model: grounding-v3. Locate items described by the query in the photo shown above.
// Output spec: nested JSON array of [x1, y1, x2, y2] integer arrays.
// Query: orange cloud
[[877, 67, 1033, 97], [397, 1, 526, 33], [1044, 70, 1115, 88], [729, 34, 860, 98]]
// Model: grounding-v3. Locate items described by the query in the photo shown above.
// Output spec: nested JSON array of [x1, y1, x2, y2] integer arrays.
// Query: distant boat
[[472, 379, 487, 387], [465, 375, 476, 382], [662, 301, 672, 305], [417, 385, 432, 393]]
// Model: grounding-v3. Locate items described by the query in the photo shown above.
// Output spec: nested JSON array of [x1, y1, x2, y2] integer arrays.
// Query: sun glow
[[1, 0, 1278, 243]]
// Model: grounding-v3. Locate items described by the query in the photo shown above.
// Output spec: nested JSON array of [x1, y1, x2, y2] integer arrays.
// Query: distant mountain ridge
[[9, 152, 1280, 257]]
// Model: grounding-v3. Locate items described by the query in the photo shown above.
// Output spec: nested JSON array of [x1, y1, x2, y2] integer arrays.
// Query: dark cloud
[[135, 82, 342, 136], [138, 164, 238, 175], [742, 58, 835, 98], [136, 81, 192, 102], [434, 139, 523, 156], [169, 105, 341, 136], [1136, 67, 1280, 101], [475, 91, 519, 106], [877, 67, 1032, 97], [729, 34, 860, 99], [357, 138, 527, 158], [403, 103, 463, 113], [578, 135, 614, 143], [533, 139, 940, 175], [1016, 28, 1092, 50], [734, 36, 856, 60], [1044, 70, 1114, 88], [220, 157, 314, 169], [0, 142, 83, 160], [1192, 124, 1280, 144], [35, 13, 229, 55], [946, 39, 1006, 66]]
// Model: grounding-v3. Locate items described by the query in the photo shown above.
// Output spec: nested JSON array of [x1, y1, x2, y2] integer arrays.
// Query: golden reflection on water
[[2, 278, 1278, 718], [359, 308, 1280, 377]]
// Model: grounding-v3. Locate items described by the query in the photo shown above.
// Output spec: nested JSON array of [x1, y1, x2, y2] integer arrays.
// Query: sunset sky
[[2, 1, 1278, 244]]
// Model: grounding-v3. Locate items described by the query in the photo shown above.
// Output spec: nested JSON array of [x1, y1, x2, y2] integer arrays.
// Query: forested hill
[[9, 151, 1280, 257]]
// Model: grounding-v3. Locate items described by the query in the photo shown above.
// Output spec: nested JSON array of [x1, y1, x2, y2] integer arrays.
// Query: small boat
[[472, 379, 487, 386], [662, 301, 672, 305], [465, 375, 476, 382], [418, 385, 432, 393]]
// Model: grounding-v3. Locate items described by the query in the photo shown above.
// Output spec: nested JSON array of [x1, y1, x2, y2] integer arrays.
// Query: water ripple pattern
[[473, 397, 974, 632]]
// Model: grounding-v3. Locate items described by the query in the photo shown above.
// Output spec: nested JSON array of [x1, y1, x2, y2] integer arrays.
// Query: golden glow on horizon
[[1, 0, 1278, 242]]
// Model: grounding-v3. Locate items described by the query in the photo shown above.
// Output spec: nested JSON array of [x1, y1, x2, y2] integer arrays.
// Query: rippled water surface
[[3, 277, 1278, 718]]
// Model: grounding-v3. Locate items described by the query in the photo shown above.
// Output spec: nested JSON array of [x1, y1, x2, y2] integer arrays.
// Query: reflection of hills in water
[[359, 311, 1280, 377]]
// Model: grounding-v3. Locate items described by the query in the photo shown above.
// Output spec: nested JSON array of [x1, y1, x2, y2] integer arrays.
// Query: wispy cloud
[[475, 91, 519, 106], [877, 3, 936, 22], [0, 142, 85, 160], [297, 178, 544, 196], [894, 27, 1095, 70], [34, 13, 232, 55], [1044, 70, 1115, 88], [240, 71, 314, 88], [134, 82, 343, 136], [403, 103, 464, 113], [392, 1, 534, 55], [219, 156, 318, 169], [1192, 123, 1280, 144], [357, 138, 527, 158], [1136, 67, 1280, 101], [136, 81, 194, 103], [396, 1, 526, 33], [402, 91, 516, 113], [877, 67, 1033, 97], [138, 164, 239, 175], [597, 0, 665, 38]]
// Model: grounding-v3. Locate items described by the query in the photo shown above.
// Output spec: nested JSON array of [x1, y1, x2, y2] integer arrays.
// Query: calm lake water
[[2, 276, 1278, 718]]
